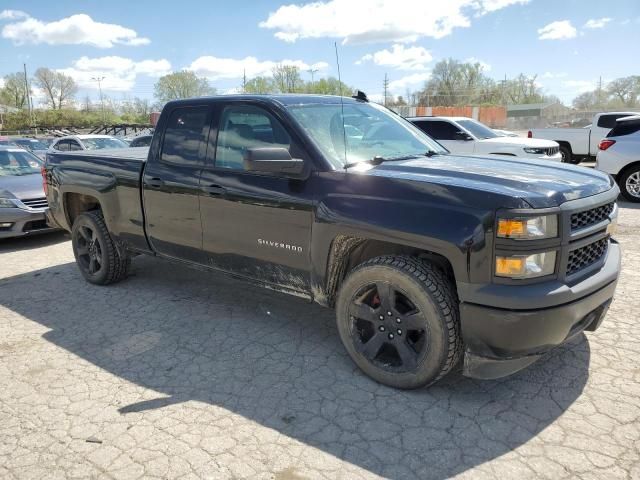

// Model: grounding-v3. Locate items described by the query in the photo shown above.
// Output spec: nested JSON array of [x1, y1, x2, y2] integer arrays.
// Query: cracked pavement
[[0, 202, 639, 480]]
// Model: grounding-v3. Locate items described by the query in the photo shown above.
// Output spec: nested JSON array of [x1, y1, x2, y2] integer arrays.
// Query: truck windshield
[[0, 150, 42, 176], [287, 102, 447, 168], [83, 138, 128, 150], [456, 119, 499, 139]]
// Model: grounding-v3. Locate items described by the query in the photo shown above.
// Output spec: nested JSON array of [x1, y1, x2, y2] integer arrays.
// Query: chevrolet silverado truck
[[529, 111, 639, 164], [44, 95, 621, 389]]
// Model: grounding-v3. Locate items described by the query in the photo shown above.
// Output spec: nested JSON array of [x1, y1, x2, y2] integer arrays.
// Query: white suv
[[408, 116, 561, 161], [596, 115, 640, 202]]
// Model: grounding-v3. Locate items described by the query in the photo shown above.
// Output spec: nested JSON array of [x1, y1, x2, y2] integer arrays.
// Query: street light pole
[[307, 68, 319, 89], [91, 76, 106, 125]]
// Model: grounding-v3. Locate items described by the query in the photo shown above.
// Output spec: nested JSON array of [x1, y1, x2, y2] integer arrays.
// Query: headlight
[[497, 215, 558, 240], [524, 147, 546, 155], [496, 251, 556, 279], [0, 198, 17, 208]]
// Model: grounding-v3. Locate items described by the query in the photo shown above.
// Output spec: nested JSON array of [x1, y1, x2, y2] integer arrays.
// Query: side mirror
[[243, 147, 306, 178], [455, 131, 473, 141]]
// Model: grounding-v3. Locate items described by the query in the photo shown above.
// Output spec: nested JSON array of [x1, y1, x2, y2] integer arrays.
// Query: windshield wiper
[[344, 151, 439, 169]]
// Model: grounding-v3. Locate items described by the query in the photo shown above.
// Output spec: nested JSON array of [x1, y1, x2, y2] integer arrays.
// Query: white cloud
[[537, 20, 577, 40], [1, 12, 150, 48], [187, 55, 328, 80], [562, 79, 597, 93], [357, 44, 432, 70], [388, 73, 431, 93], [260, 0, 529, 44], [584, 17, 611, 29], [0, 10, 28, 20], [541, 71, 568, 79], [465, 57, 491, 72], [58, 56, 171, 92]]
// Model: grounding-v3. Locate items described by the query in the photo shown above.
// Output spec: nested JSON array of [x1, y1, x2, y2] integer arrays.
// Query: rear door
[[142, 105, 211, 263], [198, 101, 314, 294]]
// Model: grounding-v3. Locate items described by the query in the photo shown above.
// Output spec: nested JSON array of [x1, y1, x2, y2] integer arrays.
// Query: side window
[[161, 106, 210, 166], [215, 105, 291, 170], [69, 140, 82, 151], [597, 114, 628, 129], [608, 121, 640, 138], [55, 140, 69, 151], [418, 121, 461, 140]]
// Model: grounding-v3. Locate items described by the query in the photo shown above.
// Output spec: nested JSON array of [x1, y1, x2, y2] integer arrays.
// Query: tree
[[304, 77, 351, 95], [0, 72, 29, 109], [572, 91, 600, 110], [33, 68, 77, 109], [607, 76, 640, 106], [503, 74, 546, 104], [244, 76, 275, 94], [154, 71, 215, 104], [272, 64, 303, 93]]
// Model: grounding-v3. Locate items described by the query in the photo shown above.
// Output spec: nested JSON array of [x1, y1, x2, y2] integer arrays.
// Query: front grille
[[571, 203, 614, 231], [567, 238, 608, 276], [545, 146, 559, 156], [20, 197, 48, 209]]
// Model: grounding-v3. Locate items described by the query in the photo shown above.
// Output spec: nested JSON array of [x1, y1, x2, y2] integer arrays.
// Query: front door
[[199, 102, 314, 294], [142, 105, 211, 263]]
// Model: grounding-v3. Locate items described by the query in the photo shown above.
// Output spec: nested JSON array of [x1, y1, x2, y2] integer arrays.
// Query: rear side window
[[55, 140, 69, 151], [161, 106, 210, 166], [69, 140, 82, 151], [607, 120, 640, 138], [413, 120, 461, 140], [597, 114, 634, 129]]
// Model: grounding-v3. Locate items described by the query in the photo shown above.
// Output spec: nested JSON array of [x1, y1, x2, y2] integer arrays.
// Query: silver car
[[0, 147, 56, 239]]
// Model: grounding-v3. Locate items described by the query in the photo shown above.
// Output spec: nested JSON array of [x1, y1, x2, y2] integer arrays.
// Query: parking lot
[[0, 202, 638, 480]]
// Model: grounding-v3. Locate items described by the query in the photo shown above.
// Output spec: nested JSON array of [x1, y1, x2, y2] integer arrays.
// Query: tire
[[336, 255, 461, 389], [618, 165, 640, 203], [71, 211, 130, 285], [560, 145, 580, 164]]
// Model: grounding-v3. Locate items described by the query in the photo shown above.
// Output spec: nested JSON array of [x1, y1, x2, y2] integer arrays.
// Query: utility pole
[[242, 69, 247, 93], [92, 76, 106, 124], [383, 73, 389, 106], [307, 68, 319, 88], [23, 63, 34, 127], [597, 76, 603, 107], [501, 73, 507, 106]]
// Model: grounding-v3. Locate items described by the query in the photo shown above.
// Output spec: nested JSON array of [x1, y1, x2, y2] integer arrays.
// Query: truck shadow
[[0, 231, 68, 252], [0, 257, 591, 479]]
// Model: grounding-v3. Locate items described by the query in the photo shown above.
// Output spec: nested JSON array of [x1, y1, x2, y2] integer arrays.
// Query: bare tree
[[272, 64, 303, 93], [607, 76, 640, 106], [0, 72, 29, 109], [33, 68, 77, 109]]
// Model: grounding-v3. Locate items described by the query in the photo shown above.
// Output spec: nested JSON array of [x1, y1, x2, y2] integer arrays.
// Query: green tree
[[272, 64, 303, 93], [0, 72, 29, 109], [154, 71, 215, 104], [606, 76, 640, 106], [305, 77, 351, 95], [244, 76, 275, 94], [32, 68, 77, 109]]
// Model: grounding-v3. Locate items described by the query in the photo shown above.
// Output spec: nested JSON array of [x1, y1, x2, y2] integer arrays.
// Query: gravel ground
[[0, 202, 638, 480]]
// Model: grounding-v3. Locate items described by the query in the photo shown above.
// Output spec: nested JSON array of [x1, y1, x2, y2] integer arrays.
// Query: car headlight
[[0, 198, 18, 208], [496, 251, 556, 279], [523, 147, 546, 155], [497, 215, 558, 240]]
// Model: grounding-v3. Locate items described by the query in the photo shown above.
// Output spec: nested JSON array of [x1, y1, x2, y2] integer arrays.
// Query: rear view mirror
[[243, 147, 306, 178]]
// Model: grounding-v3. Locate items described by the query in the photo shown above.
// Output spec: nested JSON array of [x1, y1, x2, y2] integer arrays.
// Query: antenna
[[334, 42, 348, 169]]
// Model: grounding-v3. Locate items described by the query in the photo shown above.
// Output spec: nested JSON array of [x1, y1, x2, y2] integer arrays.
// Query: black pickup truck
[[44, 95, 621, 389]]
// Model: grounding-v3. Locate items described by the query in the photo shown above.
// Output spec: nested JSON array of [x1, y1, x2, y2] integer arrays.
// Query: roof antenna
[[334, 42, 348, 169]]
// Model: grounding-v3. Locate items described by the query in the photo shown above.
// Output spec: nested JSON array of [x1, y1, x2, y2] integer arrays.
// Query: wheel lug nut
[[397, 329, 402, 335], [396, 318, 401, 323], [379, 315, 384, 320], [388, 333, 394, 339], [387, 311, 392, 316], [379, 326, 385, 332]]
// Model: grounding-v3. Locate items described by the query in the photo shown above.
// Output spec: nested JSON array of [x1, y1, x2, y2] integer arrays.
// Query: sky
[[0, 0, 639, 106]]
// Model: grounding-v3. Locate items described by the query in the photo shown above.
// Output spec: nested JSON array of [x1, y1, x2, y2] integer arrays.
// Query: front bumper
[[0, 207, 57, 239], [459, 242, 620, 379]]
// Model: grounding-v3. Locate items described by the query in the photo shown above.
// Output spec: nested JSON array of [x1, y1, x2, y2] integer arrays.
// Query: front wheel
[[560, 146, 579, 164], [619, 166, 640, 203], [71, 211, 130, 285], [336, 256, 461, 389]]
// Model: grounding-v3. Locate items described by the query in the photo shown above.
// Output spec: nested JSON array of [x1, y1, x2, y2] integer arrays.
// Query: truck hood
[[478, 136, 558, 148], [0, 173, 45, 201], [366, 154, 614, 208]]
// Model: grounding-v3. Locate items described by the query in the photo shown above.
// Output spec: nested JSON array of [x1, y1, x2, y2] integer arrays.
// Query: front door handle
[[201, 184, 225, 196], [145, 177, 165, 188]]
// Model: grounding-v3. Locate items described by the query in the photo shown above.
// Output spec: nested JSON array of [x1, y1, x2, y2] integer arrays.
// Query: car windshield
[[14, 139, 49, 150], [82, 137, 128, 150], [287, 102, 447, 168], [457, 119, 499, 139], [0, 150, 42, 176]]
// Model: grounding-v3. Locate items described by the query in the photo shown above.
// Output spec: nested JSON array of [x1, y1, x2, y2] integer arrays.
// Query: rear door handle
[[145, 177, 165, 188], [201, 184, 225, 196]]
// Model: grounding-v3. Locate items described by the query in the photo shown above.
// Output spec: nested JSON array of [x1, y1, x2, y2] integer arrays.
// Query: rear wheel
[[336, 255, 461, 389], [71, 211, 130, 285], [560, 145, 579, 164], [618, 166, 640, 203]]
